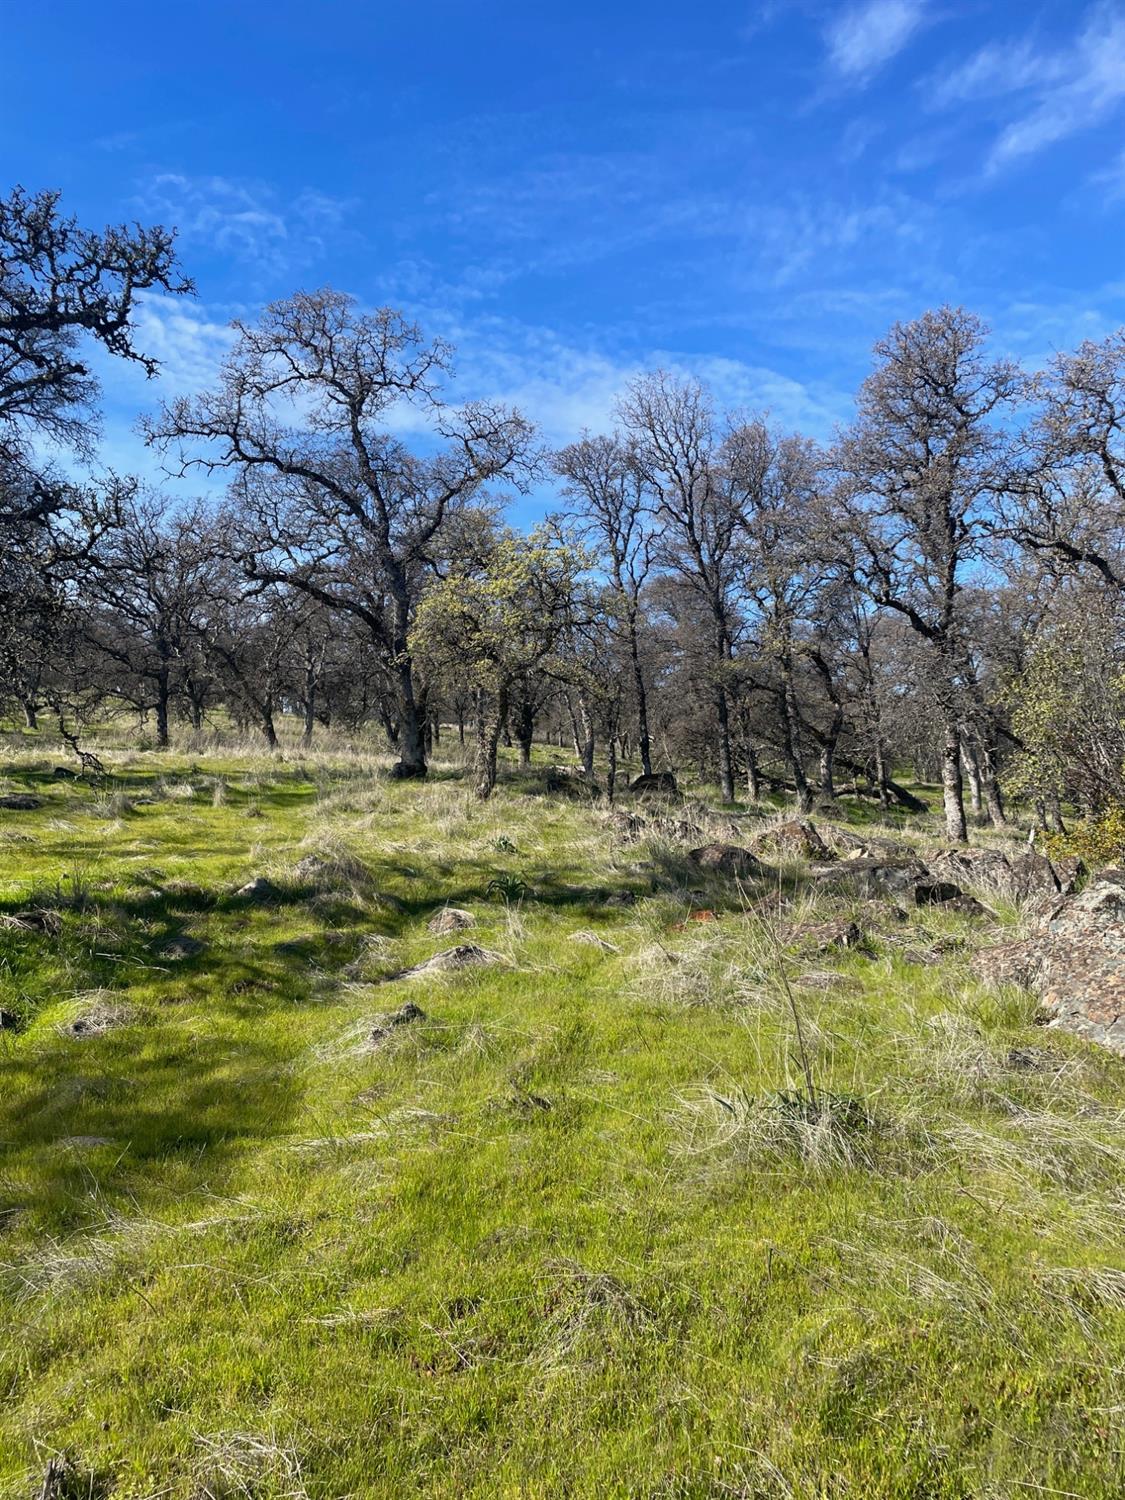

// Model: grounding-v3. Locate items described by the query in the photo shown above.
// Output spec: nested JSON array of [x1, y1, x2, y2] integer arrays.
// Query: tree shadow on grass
[[0, 1012, 304, 1240]]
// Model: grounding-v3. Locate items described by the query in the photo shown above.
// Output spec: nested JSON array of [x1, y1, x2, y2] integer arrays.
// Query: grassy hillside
[[0, 745, 1122, 1498]]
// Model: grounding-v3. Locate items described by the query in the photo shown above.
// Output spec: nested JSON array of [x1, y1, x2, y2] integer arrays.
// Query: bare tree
[[145, 289, 534, 778], [835, 307, 1019, 842], [619, 374, 741, 800], [554, 433, 656, 775]]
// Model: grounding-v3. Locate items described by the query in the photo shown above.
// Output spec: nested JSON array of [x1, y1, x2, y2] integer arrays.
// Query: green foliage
[[1006, 599, 1125, 812], [412, 525, 590, 694], [1047, 804, 1125, 868]]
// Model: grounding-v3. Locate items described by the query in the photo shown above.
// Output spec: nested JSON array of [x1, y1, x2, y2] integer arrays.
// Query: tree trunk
[[155, 669, 170, 750], [474, 686, 508, 800], [577, 693, 596, 779], [394, 656, 427, 777], [780, 681, 812, 813], [963, 743, 982, 820], [261, 694, 279, 751], [607, 735, 617, 804], [515, 696, 534, 768], [941, 721, 967, 842], [715, 684, 735, 803], [746, 745, 760, 802], [21, 699, 38, 730], [628, 624, 652, 779]]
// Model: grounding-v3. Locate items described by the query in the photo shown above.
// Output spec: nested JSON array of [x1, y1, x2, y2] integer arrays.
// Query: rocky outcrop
[[687, 843, 768, 878], [972, 872, 1125, 1055], [751, 820, 832, 861]]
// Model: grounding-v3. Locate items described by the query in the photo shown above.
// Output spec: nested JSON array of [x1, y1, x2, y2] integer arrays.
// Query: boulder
[[928, 847, 1014, 891], [789, 918, 867, 955], [607, 811, 647, 840], [369, 1001, 426, 1045], [629, 771, 678, 797], [399, 944, 504, 979], [812, 857, 930, 900], [161, 936, 206, 962], [972, 874, 1125, 1055], [0, 794, 41, 811], [687, 843, 767, 878], [751, 820, 831, 861], [428, 907, 476, 935]]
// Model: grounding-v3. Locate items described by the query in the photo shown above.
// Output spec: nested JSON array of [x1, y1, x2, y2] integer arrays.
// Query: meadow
[[1, 737, 1123, 1499]]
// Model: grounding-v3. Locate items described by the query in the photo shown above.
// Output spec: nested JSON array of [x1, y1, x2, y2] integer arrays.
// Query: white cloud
[[825, 0, 926, 80], [926, 3, 1125, 172], [133, 174, 355, 277]]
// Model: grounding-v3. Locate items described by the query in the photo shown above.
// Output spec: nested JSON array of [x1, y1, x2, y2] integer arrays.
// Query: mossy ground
[[0, 739, 1122, 1498]]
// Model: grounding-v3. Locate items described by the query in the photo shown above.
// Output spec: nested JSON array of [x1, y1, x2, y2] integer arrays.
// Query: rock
[[928, 847, 1013, 891], [399, 944, 504, 979], [1006, 850, 1060, 902], [603, 890, 637, 908], [914, 880, 967, 906], [570, 930, 620, 951], [751, 819, 831, 861], [654, 819, 704, 843], [369, 1001, 426, 1044], [607, 810, 647, 839], [52, 766, 77, 779], [62, 1001, 131, 1038], [790, 918, 867, 955], [236, 876, 282, 902], [428, 907, 476, 935], [0, 1009, 18, 1031], [687, 843, 767, 878], [629, 771, 678, 796], [0, 794, 41, 810], [161, 936, 205, 962], [812, 858, 929, 900], [972, 875, 1125, 1055]]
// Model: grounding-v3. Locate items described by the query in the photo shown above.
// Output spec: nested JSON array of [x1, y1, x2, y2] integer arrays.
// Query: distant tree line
[[3, 185, 1123, 840]]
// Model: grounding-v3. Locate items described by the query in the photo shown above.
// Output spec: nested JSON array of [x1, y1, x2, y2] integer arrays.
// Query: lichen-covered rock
[[972, 875, 1125, 1056], [629, 771, 678, 796], [687, 843, 767, 878], [929, 847, 1014, 892], [751, 820, 831, 861], [789, 918, 867, 955], [428, 907, 476, 935], [812, 858, 930, 900], [400, 944, 504, 979], [236, 876, 283, 902]]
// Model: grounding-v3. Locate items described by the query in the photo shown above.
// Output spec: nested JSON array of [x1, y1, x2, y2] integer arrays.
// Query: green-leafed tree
[[413, 525, 587, 798]]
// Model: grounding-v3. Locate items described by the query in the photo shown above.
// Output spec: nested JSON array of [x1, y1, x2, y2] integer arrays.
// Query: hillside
[[1, 746, 1123, 1499]]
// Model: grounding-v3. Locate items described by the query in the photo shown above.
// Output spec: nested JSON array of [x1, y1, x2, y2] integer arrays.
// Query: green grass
[[0, 744, 1122, 1498]]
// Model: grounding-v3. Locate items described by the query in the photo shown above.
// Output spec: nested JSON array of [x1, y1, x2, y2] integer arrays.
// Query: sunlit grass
[[0, 739, 1122, 1498]]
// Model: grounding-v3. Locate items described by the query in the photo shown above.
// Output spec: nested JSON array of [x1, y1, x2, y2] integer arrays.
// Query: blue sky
[[5, 0, 1125, 511]]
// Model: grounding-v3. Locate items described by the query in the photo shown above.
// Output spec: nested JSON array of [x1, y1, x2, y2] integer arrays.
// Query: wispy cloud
[[825, 0, 926, 81], [133, 174, 356, 278], [925, 3, 1125, 172]]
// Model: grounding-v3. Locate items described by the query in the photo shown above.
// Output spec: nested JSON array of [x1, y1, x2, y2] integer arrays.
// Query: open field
[[1, 742, 1123, 1499]]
